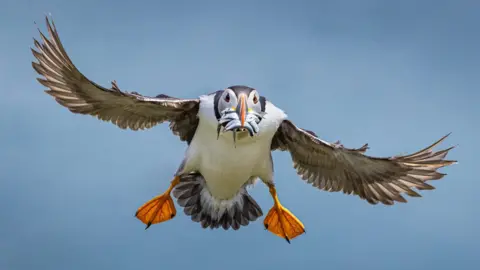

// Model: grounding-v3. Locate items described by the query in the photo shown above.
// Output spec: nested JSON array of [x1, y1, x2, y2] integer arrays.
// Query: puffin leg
[[263, 183, 306, 243], [135, 176, 180, 229]]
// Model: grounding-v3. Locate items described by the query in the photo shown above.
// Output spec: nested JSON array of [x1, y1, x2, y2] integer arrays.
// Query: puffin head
[[214, 85, 266, 138]]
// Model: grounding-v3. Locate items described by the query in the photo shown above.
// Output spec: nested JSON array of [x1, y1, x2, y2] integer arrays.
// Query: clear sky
[[1, 0, 478, 269]]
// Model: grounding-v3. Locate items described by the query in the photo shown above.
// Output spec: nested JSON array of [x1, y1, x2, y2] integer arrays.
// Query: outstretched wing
[[271, 120, 457, 205], [31, 16, 200, 143]]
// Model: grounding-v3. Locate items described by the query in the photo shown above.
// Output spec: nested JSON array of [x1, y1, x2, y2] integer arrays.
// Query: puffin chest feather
[[194, 131, 265, 199]]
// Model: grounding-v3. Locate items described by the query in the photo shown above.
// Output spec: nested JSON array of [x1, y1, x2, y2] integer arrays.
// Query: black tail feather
[[173, 173, 263, 230]]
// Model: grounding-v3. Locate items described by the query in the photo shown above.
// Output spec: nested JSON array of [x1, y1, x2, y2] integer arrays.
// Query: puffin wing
[[32, 17, 200, 143], [271, 120, 457, 205]]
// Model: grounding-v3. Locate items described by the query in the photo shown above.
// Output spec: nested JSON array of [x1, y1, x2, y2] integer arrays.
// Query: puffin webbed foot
[[263, 184, 306, 243], [135, 176, 180, 229]]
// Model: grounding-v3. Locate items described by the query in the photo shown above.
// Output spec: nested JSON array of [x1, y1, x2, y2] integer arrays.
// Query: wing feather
[[32, 16, 200, 142], [271, 120, 457, 205]]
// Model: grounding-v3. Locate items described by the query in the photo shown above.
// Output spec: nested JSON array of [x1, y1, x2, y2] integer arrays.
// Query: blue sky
[[1, 0, 479, 269]]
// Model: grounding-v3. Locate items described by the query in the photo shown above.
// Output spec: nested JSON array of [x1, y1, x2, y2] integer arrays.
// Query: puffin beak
[[217, 92, 259, 139], [236, 93, 247, 127]]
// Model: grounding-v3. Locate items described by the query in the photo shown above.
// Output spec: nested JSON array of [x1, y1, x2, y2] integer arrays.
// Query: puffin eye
[[253, 95, 258, 104], [225, 94, 230, 102]]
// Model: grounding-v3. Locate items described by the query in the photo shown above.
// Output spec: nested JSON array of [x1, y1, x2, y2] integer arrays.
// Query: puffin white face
[[214, 86, 265, 139]]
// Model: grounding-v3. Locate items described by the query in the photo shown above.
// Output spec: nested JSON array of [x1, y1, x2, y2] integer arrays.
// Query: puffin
[[31, 17, 457, 243]]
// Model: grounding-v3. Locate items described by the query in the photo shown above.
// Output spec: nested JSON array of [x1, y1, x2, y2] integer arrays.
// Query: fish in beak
[[217, 93, 264, 141]]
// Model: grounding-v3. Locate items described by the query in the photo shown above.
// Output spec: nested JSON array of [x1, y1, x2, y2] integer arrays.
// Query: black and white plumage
[[173, 173, 263, 230], [32, 17, 457, 236]]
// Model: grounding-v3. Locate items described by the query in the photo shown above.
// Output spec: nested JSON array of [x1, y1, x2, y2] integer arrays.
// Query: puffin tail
[[172, 173, 263, 230]]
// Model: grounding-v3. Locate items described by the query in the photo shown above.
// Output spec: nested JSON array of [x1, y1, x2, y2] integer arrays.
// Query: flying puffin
[[31, 17, 457, 243]]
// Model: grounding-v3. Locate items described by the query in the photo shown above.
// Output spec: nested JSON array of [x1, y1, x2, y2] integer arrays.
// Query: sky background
[[1, 0, 479, 269]]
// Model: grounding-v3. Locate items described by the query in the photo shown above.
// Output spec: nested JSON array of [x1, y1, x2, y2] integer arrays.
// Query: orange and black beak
[[236, 93, 248, 128]]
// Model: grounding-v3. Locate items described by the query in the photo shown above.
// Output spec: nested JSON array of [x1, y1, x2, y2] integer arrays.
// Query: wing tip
[[436, 132, 453, 145]]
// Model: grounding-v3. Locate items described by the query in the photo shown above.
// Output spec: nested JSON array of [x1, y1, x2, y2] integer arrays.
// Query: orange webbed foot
[[135, 176, 180, 229], [264, 204, 306, 243], [264, 184, 305, 243], [135, 193, 176, 229]]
